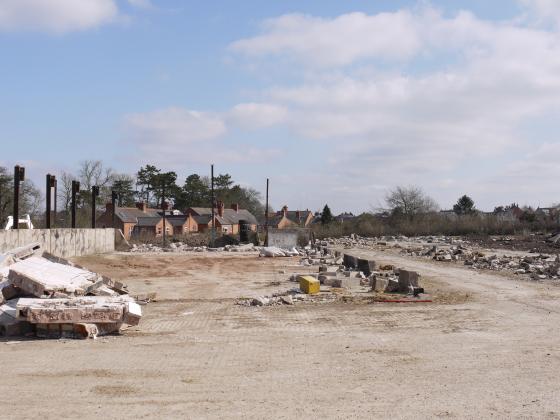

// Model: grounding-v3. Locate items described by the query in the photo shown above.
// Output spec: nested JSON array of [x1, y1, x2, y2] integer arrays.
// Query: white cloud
[[230, 11, 422, 67], [124, 107, 226, 152], [520, 0, 560, 25], [228, 6, 560, 210], [0, 0, 120, 33], [122, 107, 282, 165], [228, 102, 287, 129]]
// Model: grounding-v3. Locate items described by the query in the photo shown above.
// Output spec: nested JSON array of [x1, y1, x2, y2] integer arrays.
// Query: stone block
[[343, 254, 358, 269], [398, 269, 419, 292], [337, 277, 362, 289], [298, 275, 320, 294], [16, 296, 135, 324], [8, 256, 103, 297], [357, 258, 376, 276]]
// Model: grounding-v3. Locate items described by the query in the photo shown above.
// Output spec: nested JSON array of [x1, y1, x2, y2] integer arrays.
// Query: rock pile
[[0, 243, 144, 339], [129, 242, 260, 254]]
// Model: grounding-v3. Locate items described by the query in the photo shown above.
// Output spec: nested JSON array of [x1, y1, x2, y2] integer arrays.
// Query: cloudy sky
[[2, 0, 560, 213]]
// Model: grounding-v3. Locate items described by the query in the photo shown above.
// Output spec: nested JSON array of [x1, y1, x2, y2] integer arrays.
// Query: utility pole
[[265, 178, 269, 246], [91, 186, 99, 229], [13, 165, 24, 230], [210, 164, 215, 247], [71, 180, 80, 228], [46, 174, 55, 228]]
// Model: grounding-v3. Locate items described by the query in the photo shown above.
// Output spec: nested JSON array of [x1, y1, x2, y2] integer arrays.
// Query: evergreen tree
[[453, 195, 476, 215], [321, 204, 334, 225]]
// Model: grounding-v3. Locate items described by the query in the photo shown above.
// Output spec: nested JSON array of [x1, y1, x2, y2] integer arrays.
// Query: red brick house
[[96, 202, 192, 240], [186, 202, 258, 234], [265, 206, 314, 229]]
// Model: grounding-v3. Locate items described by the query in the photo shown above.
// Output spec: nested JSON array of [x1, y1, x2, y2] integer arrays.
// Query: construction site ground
[[1, 246, 560, 419]]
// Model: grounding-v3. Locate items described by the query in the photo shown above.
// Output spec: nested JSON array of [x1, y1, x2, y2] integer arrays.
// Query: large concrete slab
[[8, 256, 103, 297], [16, 296, 139, 325]]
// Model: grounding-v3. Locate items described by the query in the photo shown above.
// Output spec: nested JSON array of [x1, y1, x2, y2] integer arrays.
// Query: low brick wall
[[0, 228, 115, 258]]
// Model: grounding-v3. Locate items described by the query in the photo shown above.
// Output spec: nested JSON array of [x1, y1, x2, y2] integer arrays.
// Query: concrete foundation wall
[[267, 229, 299, 249], [0, 229, 115, 258]]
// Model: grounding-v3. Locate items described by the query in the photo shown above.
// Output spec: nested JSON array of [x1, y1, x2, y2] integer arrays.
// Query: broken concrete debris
[[317, 234, 560, 281], [130, 242, 259, 253], [238, 239, 426, 307], [0, 242, 144, 339]]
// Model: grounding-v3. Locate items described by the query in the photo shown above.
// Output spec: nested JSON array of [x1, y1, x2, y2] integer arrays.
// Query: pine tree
[[321, 204, 334, 225]]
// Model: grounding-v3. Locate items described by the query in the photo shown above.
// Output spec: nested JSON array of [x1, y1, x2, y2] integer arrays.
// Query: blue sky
[[2, 0, 560, 213]]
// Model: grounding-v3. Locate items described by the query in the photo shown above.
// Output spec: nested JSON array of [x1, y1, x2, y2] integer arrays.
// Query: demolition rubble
[[238, 242, 427, 307], [318, 234, 560, 281], [0, 243, 143, 339], [129, 242, 301, 256]]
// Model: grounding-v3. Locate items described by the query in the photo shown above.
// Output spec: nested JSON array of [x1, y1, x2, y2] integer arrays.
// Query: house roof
[[136, 216, 161, 227], [282, 210, 313, 226], [166, 216, 188, 227], [112, 206, 184, 225], [188, 207, 258, 225], [114, 207, 160, 223], [193, 214, 212, 225]]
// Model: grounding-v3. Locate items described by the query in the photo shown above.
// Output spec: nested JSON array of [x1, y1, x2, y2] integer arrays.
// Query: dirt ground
[[2, 247, 560, 419]]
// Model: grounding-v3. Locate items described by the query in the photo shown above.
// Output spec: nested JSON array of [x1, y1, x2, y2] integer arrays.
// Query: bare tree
[[385, 185, 439, 219], [78, 160, 114, 190], [57, 171, 74, 214], [78, 160, 115, 204]]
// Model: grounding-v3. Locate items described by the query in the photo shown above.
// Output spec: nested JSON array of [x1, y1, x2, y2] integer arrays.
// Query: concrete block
[[323, 277, 342, 287], [123, 301, 142, 326], [398, 269, 419, 292], [373, 276, 400, 293], [16, 296, 133, 324], [298, 275, 320, 294], [8, 256, 103, 297], [343, 254, 358, 269], [337, 277, 362, 289], [357, 259, 376, 276]]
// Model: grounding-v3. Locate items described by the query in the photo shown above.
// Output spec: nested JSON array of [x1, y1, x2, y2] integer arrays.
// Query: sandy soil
[[1, 248, 560, 419]]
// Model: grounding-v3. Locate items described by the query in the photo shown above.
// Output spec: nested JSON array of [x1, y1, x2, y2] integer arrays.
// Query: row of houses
[[97, 202, 316, 240]]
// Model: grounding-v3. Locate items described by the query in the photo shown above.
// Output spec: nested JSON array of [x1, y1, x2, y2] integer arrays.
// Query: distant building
[[264, 206, 314, 229], [335, 212, 356, 223], [186, 202, 258, 234], [96, 202, 196, 240]]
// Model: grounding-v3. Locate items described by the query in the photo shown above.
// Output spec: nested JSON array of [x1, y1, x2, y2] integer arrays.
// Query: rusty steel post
[[13, 165, 24, 230], [71, 180, 80, 228], [46, 174, 52, 229], [91, 185, 99, 229]]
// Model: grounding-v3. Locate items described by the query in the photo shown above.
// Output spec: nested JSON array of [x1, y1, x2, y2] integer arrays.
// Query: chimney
[[136, 202, 147, 212], [231, 203, 239, 212], [282, 205, 288, 216], [217, 201, 225, 217]]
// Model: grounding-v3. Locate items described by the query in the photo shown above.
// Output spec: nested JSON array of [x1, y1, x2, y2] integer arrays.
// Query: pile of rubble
[[0, 243, 143, 339], [130, 242, 259, 254], [239, 242, 426, 307], [398, 242, 560, 280], [313, 234, 560, 281]]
